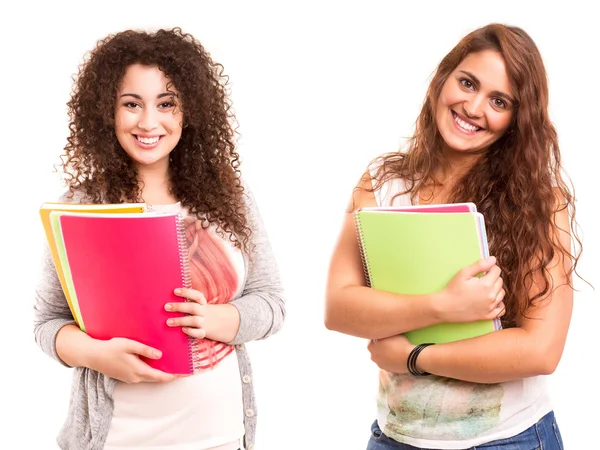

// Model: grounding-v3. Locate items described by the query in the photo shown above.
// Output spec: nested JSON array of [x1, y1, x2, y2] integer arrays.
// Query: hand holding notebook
[[85, 336, 177, 383], [435, 255, 505, 324]]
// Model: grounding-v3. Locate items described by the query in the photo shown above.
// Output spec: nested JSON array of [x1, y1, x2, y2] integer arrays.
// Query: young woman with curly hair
[[33, 27, 285, 450], [326, 23, 580, 449]]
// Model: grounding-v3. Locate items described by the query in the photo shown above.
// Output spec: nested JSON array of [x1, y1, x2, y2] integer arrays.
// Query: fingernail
[[165, 304, 172, 311], [174, 289, 181, 295], [154, 351, 161, 358], [487, 256, 496, 262], [167, 319, 174, 326]]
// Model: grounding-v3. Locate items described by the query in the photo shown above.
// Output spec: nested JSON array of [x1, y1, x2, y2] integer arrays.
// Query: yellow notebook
[[39, 202, 147, 327]]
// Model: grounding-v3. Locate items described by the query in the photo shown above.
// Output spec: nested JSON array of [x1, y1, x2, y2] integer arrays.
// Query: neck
[[420, 146, 483, 205], [436, 146, 484, 185], [137, 162, 177, 205]]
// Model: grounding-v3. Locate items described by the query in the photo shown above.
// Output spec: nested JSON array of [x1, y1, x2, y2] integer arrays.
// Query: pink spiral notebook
[[54, 212, 195, 374]]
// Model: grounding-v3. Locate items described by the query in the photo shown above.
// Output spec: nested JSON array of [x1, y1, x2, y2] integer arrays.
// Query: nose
[[464, 94, 485, 118], [138, 108, 158, 131]]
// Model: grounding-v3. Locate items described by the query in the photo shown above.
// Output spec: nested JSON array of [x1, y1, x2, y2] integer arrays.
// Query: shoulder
[[363, 153, 412, 207], [56, 188, 92, 204], [349, 157, 391, 211], [239, 178, 259, 213], [551, 187, 571, 242], [367, 152, 412, 189], [236, 178, 266, 237]]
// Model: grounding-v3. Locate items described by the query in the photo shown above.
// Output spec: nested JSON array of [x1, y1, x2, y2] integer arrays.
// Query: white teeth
[[453, 114, 480, 132], [137, 136, 160, 144]]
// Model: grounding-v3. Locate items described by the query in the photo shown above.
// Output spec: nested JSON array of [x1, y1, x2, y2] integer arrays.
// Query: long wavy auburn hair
[[369, 24, 582, 327], [60, 27, 251, 251]]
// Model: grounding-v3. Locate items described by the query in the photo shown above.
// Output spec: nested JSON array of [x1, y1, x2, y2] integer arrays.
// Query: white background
[[1, 1, 598, 448]]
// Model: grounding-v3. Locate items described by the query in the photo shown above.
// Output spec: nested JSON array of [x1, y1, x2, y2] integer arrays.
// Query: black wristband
[[407, 343, 434, 376]]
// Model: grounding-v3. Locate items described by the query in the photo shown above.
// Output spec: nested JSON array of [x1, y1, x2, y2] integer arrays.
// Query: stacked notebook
[[354, 203, 502, 345], [39, 202, 195, 374]]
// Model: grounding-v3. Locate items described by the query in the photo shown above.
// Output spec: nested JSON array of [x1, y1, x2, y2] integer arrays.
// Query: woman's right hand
[[87, 337, 176, 384], [436, 256, 506, 323]]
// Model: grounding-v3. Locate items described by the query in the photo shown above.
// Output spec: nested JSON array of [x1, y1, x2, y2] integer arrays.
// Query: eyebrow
[[119, 92, 177, 99], [458, 70, 515, 104]]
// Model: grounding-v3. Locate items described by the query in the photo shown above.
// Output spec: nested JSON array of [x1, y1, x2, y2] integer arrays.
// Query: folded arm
[[415, 199, 573, 383]]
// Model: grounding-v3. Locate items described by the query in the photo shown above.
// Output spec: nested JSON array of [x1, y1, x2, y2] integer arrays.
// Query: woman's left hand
[[367, 334, 416, 374], [165, 288, 208, 338]]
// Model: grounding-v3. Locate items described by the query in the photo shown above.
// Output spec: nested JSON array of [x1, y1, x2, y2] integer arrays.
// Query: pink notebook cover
[[359, 203, 476, 213], [59, 213, 192, 374]]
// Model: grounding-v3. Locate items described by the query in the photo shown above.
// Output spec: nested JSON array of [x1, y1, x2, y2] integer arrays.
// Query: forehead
[[119, 64, 177, 93], [455, 50, 512, 97]]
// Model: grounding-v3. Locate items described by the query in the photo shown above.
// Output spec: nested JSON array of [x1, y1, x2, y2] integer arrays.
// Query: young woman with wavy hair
[[326, 23, 579, 449], [34, 28, 285, 450]]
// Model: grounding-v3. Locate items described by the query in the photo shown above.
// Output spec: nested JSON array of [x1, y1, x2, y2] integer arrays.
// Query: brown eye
[[492, 98, 507, 109], [460, 78, 475, 90]]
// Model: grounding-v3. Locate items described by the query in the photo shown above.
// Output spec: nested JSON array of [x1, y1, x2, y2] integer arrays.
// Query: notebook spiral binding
[[354, 211, 373, 288], [175, 213, 195, 374]]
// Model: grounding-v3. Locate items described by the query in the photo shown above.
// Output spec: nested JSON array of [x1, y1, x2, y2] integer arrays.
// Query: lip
[[451, 110, 484, 135], [133, 134, 163, 150]]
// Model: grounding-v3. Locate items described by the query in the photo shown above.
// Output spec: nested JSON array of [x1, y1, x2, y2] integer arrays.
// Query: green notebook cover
[[50, 212, 87, 332], [355, 210, 497, 344]]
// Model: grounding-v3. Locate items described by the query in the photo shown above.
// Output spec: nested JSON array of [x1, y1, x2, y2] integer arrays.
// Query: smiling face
[[435, 50, 515, 155], [114, 64, 183, 172]]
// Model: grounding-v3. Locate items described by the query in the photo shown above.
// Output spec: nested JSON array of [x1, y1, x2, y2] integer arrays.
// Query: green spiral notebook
[[354, 204, 501, 344]]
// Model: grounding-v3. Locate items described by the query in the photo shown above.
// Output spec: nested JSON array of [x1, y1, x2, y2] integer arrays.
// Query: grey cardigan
[[33, 185, 286, 450]]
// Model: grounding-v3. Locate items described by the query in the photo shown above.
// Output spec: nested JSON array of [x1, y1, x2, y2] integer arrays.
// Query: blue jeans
[[366, 411, 564, 449]]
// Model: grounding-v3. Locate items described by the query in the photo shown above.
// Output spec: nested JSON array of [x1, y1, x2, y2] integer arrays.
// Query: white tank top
[[105, 203, 245, 450], [370, 165, 552, 449]]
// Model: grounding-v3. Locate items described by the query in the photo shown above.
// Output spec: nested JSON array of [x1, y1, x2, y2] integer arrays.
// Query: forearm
[[325, 286, 442, 339], [55, 324, 98, 368], [204, 304, 240, 343], [417, 328, 554, 383]]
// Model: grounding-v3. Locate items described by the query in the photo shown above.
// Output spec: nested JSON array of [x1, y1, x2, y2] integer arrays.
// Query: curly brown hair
[[60, 27, 251, 251], [369, 24, 582, 327]]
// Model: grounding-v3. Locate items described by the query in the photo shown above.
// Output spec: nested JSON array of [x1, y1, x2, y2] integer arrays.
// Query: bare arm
[[416, 202, 573, 383], [55, 324, 100, 367]]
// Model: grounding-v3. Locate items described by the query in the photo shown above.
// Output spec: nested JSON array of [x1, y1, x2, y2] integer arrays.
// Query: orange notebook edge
[[38, 203, 147, 329], [40, 209, 79, 327]]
